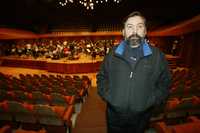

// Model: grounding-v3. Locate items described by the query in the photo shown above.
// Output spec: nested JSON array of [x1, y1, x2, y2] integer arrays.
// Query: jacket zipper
[[113, 49, 151, 112], [113, 54, 136, 112], [130, 71, 133, 78]]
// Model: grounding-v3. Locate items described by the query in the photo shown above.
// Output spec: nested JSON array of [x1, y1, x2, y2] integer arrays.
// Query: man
[[97, 11, 172, 133]]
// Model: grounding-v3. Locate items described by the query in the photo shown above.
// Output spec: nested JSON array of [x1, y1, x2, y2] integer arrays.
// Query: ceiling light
[[58, 0, 121, 10]]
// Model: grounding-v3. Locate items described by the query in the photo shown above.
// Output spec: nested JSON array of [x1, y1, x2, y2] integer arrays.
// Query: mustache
[[128, 34, 141, 40]]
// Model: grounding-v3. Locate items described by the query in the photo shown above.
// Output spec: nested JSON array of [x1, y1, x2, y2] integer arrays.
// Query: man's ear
[[144, 28, 147, 36]]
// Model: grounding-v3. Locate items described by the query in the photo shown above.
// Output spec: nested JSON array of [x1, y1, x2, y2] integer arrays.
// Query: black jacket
[[97, 40, 172, 113]]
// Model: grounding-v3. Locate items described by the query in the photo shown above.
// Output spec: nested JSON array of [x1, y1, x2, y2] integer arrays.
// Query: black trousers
[[106, 106, 152, 133]]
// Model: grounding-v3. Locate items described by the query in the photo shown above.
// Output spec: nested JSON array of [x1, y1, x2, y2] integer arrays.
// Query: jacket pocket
[[146, 93, 156, 109]]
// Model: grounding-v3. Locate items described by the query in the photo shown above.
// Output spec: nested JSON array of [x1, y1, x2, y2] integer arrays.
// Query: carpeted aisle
[[72, 87, 107, 133]]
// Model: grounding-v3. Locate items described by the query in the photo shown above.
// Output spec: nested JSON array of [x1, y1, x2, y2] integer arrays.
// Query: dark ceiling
[[0, 0, 200, 33]]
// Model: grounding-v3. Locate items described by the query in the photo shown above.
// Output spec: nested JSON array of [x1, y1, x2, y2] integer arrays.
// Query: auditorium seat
[[32, 91, 49, 105], [34, 104, 73, 133], [38, 85, 51, 94], [51, 85, 65, 94], [50, 93, 69, 106], [0, 89, 7, 102], [13, 90, 28, 102], [9, 102, 38, 130], [0, 101, 13, 121], [14, 128, 46, 133], [19, 74, 26, 80], [0, 125, 11, 133]]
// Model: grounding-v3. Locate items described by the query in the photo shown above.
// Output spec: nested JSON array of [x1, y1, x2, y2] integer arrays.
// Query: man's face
[[123, 16, 147, 47]]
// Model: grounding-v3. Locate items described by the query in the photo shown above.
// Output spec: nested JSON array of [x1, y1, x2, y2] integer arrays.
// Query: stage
[[0, 54, 103, 74], [0, 54, 180, 74]]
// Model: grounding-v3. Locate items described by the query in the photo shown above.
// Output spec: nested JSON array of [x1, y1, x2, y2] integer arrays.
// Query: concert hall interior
[[0, 0, 200, 133]]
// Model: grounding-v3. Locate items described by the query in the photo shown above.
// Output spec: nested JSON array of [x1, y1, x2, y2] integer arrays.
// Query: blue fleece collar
[[143, 40, 152, 56], [115, 40, 152, 57], [115, 40, 127, 55]]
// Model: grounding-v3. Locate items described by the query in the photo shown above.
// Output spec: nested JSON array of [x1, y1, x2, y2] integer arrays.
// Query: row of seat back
[[153, 116, 200, 133], [0, 100, 74, 132], [150, 96, 200, 124], [169, 68, 200, 99], [0, 73, 90, 100], [0, 89, 75, 106]]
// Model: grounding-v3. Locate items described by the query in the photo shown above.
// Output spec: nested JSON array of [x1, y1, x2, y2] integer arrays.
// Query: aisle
[[72, 87, 107, 133]]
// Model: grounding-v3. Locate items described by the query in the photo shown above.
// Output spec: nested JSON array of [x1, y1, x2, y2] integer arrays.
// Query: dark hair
[[122, 11, 146, 26]]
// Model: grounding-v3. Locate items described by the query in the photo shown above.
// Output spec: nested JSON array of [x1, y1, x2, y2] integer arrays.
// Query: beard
[[127, 34, 144, 48]]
